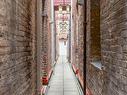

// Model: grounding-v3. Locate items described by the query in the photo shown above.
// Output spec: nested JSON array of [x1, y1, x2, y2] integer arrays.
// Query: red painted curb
[[86, 88, 92, 95]]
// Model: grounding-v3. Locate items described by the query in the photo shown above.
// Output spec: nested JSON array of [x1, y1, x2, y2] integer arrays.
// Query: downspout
[[69, 11, 71, 63], [84, 0, 87, 94], [37, 0, 42, 94], [71, 0, 73, 64], [50, 0, 55, 66]]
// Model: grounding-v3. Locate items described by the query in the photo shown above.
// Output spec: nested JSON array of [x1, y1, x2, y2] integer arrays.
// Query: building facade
[[0, 0, 53, 95], [86, 0, 127, 95], [71, 0, 85, 88], [0, 0, 37, 95]]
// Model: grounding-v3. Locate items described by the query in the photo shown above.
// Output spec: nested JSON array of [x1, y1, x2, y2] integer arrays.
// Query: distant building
[[54, 0, 71, 40]]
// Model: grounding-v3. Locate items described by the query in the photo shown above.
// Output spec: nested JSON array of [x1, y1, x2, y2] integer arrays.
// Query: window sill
[[91, 61, 103, 70]]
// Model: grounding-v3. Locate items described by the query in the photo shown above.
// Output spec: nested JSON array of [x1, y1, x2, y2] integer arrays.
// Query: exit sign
[[78, 0, 84, 5]]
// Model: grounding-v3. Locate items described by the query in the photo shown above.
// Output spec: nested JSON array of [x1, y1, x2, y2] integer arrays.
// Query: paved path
[[45, 56, 83, 95]]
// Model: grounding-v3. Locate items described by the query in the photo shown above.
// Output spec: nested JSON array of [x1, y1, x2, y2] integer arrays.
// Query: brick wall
[[101, 0, 127, 95], [72, 0, 84, 88], [86, 0, 127, 95], [86, 0, 103, 95], [0, 0, 37, 95], [77, 6, 84, 87], [71, 0, 77, 67], [41, 0, 52, 85]]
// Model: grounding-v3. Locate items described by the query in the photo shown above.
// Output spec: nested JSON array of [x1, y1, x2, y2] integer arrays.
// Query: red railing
[[86, 88, 92, 95]]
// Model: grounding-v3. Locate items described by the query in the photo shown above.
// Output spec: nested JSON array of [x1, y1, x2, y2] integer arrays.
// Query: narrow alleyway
[[45, 40, 83, 95], [46, 55, 83, 95], [1, 0, 127, 95], [0, 0, 85, 95]]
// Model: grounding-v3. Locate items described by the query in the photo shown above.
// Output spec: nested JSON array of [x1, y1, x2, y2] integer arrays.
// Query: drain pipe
[[84, 0, 87, 94], [37, 0, 43, 94], [50, 0, 55, 66]]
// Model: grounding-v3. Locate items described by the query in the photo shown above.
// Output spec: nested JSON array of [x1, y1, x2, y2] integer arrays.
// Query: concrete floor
[[45, 56, 83, 95], [45, 41, 83, 95]]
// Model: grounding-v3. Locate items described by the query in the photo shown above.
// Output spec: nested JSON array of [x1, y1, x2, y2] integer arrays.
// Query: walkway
[[45, 56, 83, 95]]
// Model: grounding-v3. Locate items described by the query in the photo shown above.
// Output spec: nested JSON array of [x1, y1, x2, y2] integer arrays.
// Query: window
[[59, 6, 63, 13], [90, 0, 101, 69]]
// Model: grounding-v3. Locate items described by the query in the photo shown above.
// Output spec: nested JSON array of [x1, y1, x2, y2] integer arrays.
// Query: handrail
[[69, 63, 84, 95]]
